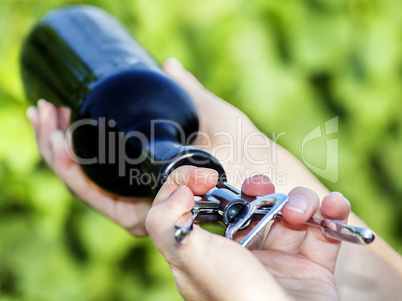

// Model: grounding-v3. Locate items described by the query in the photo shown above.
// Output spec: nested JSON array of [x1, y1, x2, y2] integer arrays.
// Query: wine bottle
[[20, 5, 226, 197]]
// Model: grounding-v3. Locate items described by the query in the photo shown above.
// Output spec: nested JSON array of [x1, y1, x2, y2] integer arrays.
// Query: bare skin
[[27, 58, 402, 300], [146, 166, 349, 300]]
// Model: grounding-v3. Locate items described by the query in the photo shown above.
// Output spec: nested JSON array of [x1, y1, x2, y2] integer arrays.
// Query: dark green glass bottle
[[20, 5, 225, 197]]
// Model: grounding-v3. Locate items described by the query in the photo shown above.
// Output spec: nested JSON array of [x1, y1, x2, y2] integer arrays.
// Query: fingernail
[[164, 58, 183, 73], [38, 99, 47, 108], [50, 130, 65, 152], [195, 168, 219, 186], [286, 197, 308, 215], [330, 191, 343, 198], [26, 106, 37, 124], [175, 184, 187, 192], [166, 57, 182, 67], [199, 168, 218, 174], [198, 168, 219, 178], [330, 191, 350, 206]]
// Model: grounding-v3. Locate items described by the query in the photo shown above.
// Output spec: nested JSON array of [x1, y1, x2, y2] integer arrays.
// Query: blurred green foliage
[[0, 0, 401, 300]]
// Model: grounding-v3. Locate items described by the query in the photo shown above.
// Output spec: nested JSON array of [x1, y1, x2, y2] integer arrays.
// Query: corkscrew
[[175, 181, 376, 247]]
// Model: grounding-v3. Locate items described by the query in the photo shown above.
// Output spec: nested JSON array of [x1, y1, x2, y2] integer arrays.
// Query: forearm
[[167, 60, 402, 298], [336, 216, 402, 300]]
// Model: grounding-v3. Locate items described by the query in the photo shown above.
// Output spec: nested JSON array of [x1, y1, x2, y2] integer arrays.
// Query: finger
[[149, 166, 219, 253], [49, 130, 114, 211], [163, 58, 208, 100], [281, 187, 321, 226], [57, 106, 71, 132], [263, 187, 320, 253], [298, 192, 351, 273], [146, 183, 285, 301], [232, 175, 275, 247], [49, 130, 152, 236], [162, 58, 244, 146], [162, 58, 230, 117], [320, 192, 350, 221], [31, 102, 152, 237], [111, 197, 152, 237], [37, 99, 59, 165], [241, 175, 275, 198], [26, 106, 39, 136], [146, 184, 196, 256], [154, 165, 218, 206]]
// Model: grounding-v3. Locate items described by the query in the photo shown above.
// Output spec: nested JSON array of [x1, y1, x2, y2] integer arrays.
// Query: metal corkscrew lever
[[174, 181, 376, 247]]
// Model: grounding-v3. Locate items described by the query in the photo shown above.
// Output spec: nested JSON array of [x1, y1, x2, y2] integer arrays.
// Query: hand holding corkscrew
[[146, 167, 362, 300], [24, 6, 402, 300], [175, 180, 375, 247], [21, 5, 374, 248]]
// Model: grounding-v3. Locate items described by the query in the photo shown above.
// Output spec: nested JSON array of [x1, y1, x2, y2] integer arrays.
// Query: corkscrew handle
[[302, 217, 375, 245]]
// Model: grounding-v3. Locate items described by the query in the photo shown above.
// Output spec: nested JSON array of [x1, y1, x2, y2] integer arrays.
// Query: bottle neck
[[140, 138, 226, 195]]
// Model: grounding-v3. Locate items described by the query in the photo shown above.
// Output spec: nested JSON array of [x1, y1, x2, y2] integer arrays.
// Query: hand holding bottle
[[27, 100, 153, 236], [25, 58, 283, 236]]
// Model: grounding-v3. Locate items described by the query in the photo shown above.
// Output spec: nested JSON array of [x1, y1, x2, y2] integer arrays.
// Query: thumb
[[146, 183, 286, 301], [163, 58, 207, 98]]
